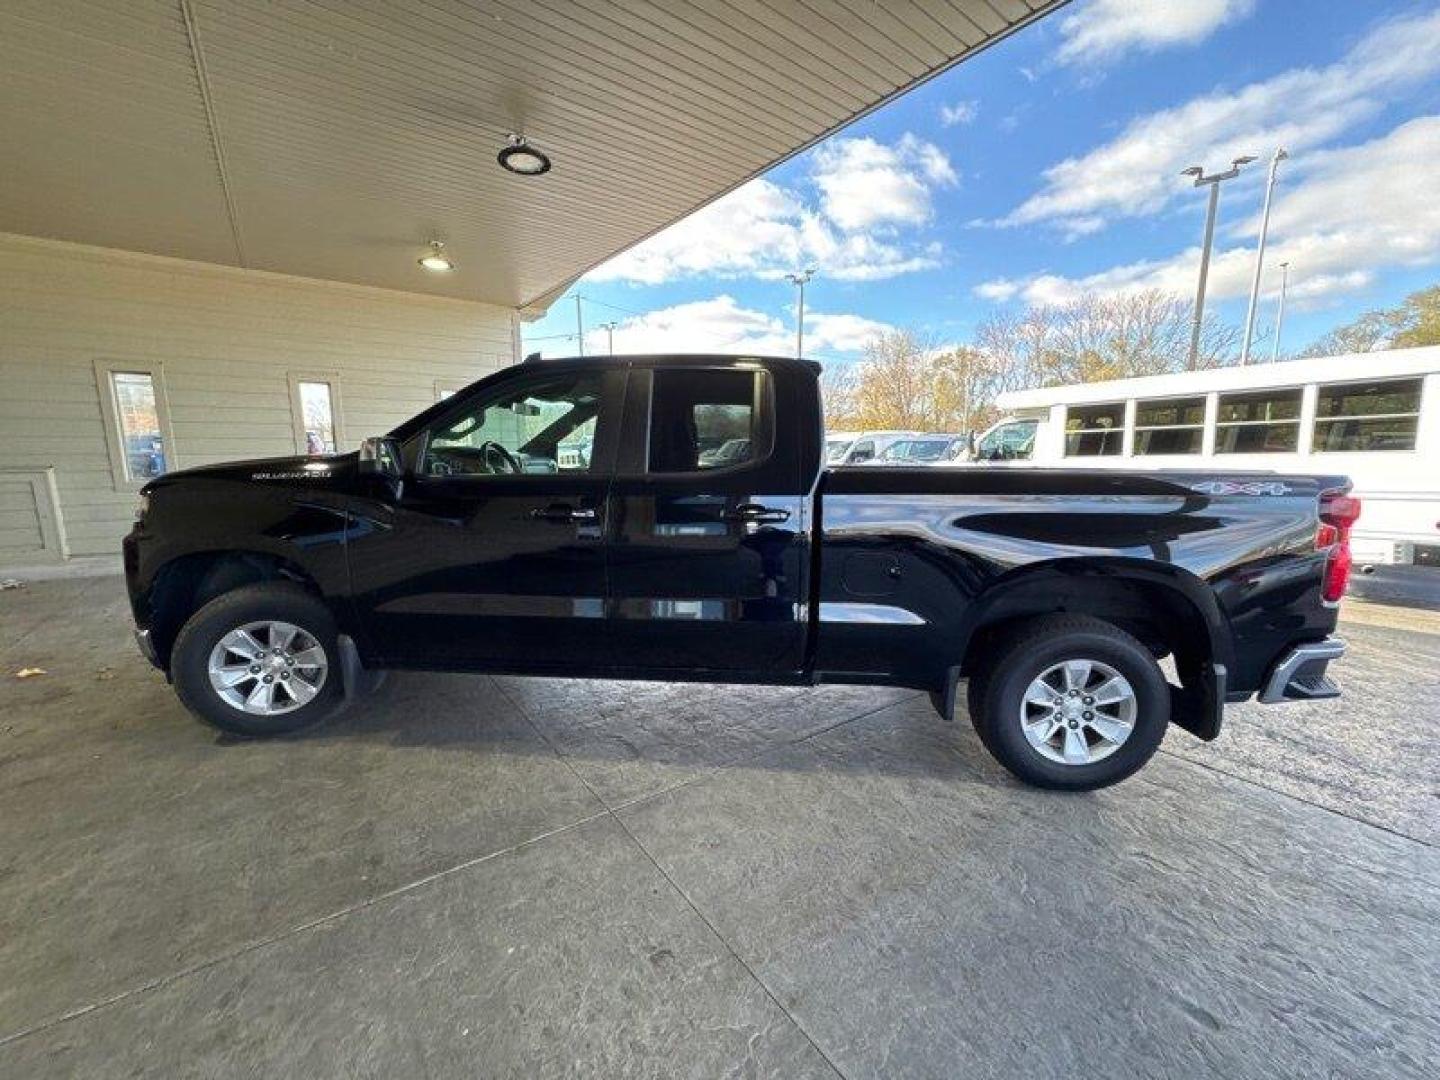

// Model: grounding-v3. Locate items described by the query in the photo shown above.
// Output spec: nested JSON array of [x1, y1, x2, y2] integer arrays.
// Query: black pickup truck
[[124, 354, 1357, 790]]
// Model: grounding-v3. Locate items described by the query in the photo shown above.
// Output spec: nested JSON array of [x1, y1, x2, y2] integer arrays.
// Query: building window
[[1133, 396, 1205, 456], [96, 360, 174, 490], [1313, 377, 1422, 452], [289, 373, 343, 456], [1064, 402, 1124, 456], [648, 369, 770, 473], [298, 382, 336, 454], [1215, 388, 1302, 453]]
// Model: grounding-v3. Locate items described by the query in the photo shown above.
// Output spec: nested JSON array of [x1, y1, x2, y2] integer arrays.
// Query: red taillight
[[1317, 492, 1362, 604]]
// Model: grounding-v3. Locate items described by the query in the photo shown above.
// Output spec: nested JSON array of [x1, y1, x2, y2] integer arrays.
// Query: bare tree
[[819, 360, 863, 430], [822, 289, 1241, 438], [975, 289, 1239, 393]]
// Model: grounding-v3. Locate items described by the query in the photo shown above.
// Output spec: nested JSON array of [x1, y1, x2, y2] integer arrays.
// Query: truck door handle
[[722, 502, 791, 524], [530, 504, 598, 523]]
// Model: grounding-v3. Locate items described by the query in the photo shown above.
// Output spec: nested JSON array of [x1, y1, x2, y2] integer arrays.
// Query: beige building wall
[[0, 233, 519, 559]]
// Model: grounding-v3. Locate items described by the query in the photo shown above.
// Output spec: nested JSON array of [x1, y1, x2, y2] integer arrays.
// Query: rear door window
[[648, 369, 772, 474]]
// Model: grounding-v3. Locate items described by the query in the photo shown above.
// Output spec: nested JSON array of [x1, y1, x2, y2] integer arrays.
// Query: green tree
[[1300, 283, 1440, 356]]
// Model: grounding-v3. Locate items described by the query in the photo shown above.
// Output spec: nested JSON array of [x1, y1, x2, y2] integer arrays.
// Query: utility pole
[[600, 321, 618, 356], [785, 268, 815, 359], [574, 294, 584, 356], [1182, 155, 1256, 368], [1271, 261, 1290, 363], [1240, 147, 1288, 365]]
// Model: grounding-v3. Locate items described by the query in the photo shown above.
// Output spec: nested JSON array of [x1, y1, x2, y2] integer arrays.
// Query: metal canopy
[[0, 0, 1061, 309]]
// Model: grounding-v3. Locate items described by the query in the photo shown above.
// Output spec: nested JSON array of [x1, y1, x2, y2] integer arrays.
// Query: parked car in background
[[826, 430, 920, 465], [126, 353, 1357, 792], [124, 433, 166, 478], [698, 438, 752, 468], [826, 431, 861, 464], [968, 417, 1040, 463], [874, 434, 970, 466]]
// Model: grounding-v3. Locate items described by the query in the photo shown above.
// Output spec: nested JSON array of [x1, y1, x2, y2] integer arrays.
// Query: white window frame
[[288, 371, 345, 456], [1214, 386, 1303, 455], [1311, 376, 1425, 454], [1131, 395, 1207, 457], [1063, 401, 1126, 457], [95, 359, 176, 492]]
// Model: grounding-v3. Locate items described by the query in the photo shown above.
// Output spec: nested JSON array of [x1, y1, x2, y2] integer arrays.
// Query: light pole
[[1271, 261, 1290, 363], [1240, 147, 1288, 365], [786, 268, 815, 359], [599, 321, 618, 356], [1182, 155, 1256, 368], [574, 294, 584, 356]]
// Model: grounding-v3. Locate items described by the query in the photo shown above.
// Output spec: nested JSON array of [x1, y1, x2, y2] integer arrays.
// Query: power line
[[573, 293, 646, 318]]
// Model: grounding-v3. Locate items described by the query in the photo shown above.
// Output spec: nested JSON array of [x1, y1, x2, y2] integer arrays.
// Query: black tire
[[966, 615, 1169, 791], [171, 582, 343, 737]]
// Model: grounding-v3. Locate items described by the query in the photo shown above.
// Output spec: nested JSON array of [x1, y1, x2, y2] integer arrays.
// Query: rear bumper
[[1258, 637, 1345, 704]]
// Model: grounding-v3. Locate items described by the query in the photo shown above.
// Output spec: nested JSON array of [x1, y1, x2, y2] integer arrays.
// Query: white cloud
[[588, 135, 955, 286], [939, 99, 978, 126], [1000, 9, 1440, 238], [976, 116, 1440, 309], [582, 295, 893, 358], [812, 134, 957, 231], [1056, 0, 1254, 65], [974, 278, 1022, 302]]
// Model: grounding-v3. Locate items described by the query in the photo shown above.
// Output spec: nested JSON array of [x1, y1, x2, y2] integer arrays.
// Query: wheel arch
[[956, 557, 1233, 683], [145, 548, 333, 669]]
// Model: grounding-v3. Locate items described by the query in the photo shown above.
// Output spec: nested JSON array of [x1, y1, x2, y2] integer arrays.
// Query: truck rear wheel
[[171, 582, 343, 737], [966, 615, 1169, 790]]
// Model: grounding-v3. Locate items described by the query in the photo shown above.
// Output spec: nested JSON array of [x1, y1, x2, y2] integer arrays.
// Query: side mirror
[[358, 436, 403, 476]]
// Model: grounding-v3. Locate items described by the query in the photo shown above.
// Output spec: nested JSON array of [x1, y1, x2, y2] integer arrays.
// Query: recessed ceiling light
[[498, 134, 551, 176], [418, 240, 454, 272]]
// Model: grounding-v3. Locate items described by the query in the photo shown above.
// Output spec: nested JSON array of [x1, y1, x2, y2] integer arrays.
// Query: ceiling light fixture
[[418, 240, 454, 273], [498, 133, 551, 176]]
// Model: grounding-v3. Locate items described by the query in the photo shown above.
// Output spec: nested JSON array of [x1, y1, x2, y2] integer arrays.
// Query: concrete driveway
[[1, 574, 1437, 1078]]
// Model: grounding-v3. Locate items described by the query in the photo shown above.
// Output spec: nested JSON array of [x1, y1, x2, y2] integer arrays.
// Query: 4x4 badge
[[1190, 480, 1292, 496]]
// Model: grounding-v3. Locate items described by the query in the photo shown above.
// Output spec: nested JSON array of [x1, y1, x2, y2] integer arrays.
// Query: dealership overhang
[[1, 0, 1063, 313]]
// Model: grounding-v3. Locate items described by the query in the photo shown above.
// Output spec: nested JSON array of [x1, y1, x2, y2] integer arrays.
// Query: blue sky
[[524, 0, 1440, 366]]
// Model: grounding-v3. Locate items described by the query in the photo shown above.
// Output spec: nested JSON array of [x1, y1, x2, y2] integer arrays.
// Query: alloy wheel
[[1018, 658, 1137, 765], [207, 620, 328, 716]]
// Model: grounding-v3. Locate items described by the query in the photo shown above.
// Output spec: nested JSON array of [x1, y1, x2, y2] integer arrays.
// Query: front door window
[[422, 372, 604, 477]]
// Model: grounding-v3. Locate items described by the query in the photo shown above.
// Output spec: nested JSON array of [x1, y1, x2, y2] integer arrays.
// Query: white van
[[977, 347, 1440, 565], [825, 430, 921, 465]]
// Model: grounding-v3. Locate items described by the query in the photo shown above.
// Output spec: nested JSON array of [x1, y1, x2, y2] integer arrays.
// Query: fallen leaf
[[15, 668, 47, 679]]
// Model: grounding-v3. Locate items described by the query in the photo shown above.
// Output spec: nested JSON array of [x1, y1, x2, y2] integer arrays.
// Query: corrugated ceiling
[[0, 0, 1062, 310]]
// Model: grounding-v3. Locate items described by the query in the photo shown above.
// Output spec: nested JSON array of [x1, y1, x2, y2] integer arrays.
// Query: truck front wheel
[[171, 582, 343, 737], [966, 615, 1169, 791]]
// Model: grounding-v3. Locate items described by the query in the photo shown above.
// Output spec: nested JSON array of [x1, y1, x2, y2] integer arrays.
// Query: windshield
[[825, 438, 854, 463], [978, 421, 1037, 460], [903, 439, 951, 462]]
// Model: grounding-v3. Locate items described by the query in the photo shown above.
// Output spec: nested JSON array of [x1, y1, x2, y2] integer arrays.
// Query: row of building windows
[[1063, 377, 1425, 458], [100, 363, 349, 488]]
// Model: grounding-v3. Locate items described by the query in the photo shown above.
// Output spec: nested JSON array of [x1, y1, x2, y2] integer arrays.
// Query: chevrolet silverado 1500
[[124, 354, 1357, 789]]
